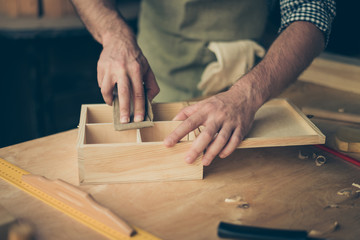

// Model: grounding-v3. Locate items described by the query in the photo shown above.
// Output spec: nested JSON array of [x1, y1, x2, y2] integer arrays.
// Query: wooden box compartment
[[77, 102, 203, 185]]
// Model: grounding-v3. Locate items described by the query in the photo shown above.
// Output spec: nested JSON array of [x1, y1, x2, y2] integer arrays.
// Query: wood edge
[[81, 140, 194, 148], [235, 98, 325, 149], [76, 105, 87, 148], [283, 99, 326, 142], [299, 56, 360, 94], [238, 135, 325, 149], [301, 107, 360, 124], [334, 136, 348, 152]]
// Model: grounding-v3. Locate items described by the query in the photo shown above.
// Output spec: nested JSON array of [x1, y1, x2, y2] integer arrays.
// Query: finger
[[202, 125, 233, 166], [185, 124, 219, 164], [173, 104, 199, 121], [97, 60, 104, 88], [117, 73, 131, 123], [144, 68, 160, 101], [219, 127, 243, 158], [164, 114, 201, 147], [128, 64, 145, 122], [100, 72, 115, 105]]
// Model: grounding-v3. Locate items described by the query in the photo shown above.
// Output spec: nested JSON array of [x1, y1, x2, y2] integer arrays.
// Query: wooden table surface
[[1, 81, 360, 240]]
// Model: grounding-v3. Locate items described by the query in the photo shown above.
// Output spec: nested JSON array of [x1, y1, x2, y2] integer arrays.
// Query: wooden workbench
[[1, 81, 360, 240]]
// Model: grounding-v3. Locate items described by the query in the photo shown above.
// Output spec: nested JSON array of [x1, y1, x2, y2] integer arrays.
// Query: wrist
[[100, 18, 135, 47], [230, 73, 269, 113]]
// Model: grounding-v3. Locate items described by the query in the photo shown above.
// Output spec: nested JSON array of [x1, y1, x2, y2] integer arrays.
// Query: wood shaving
[[237, 202, 250, 209], [225, 195, 243, 203], [352, 183, 360, 189], [324, 204, 339, 209], [308, 221, 339, 238], [298, 150, 310, 159], [315, 155, 326, 166], [337, 189, 352, 197]]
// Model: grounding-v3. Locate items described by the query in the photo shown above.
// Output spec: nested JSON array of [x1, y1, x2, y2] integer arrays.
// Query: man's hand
[[98, 33, 159, 123], [164, 21, 325, 166], [164, 85, 258, 166], [71, 0, 159, 123]]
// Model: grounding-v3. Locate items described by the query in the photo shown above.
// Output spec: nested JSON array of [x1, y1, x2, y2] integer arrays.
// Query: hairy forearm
[[232, 21, 325, 109], [71, 0, 133, 44]]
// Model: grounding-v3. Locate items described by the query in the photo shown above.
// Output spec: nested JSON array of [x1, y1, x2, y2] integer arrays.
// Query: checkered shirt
[[279, 0, 336, 45]]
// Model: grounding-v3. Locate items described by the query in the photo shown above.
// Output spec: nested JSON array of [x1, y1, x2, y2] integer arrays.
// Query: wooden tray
[[77, 99, 325, 185]]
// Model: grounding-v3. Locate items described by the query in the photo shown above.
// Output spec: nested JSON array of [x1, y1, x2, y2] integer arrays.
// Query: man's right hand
[[70, 0, 159, 123], [99, 32, 159, 123]]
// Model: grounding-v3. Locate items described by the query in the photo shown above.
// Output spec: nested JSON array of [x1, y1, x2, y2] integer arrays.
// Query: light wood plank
[[299, 54, 360, 95], [79, 143, 203, 184]]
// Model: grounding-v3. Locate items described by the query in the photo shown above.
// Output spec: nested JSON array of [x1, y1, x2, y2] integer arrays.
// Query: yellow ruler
[[0, 157, 161, 240]]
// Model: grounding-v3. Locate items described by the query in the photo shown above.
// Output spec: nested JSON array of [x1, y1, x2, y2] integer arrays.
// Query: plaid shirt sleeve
[[279, 0, 336, 46]]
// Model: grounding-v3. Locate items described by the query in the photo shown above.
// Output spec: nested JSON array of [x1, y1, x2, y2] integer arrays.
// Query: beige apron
[[137, 0, 268, 102]]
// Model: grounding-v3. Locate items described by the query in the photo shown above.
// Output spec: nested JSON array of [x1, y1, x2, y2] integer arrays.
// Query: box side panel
[[80, 143, 203, 184]]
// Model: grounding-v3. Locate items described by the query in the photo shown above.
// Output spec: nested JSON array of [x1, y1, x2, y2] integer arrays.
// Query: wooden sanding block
[[113, 88, 154, 131]]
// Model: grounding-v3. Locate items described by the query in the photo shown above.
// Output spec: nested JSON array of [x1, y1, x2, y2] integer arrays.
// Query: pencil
[[314, 144, 360, 167]]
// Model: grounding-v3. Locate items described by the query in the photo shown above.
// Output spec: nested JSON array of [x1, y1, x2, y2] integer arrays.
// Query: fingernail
[[120, 116, 129, 123], [185, 156, 193, 164], [202, 159, 211, 166], [134, 115, 144, 122], [164, 138, 173, 147]]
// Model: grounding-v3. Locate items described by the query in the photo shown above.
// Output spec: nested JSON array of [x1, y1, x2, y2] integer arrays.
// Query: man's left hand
[[164, 86, 258, 166]]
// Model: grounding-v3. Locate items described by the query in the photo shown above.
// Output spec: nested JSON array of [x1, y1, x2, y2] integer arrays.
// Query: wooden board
[[77, 99, 324, 185], [299, 53, 360, 95], [1, 130, 359, 240], [235, 99, 325, 148]]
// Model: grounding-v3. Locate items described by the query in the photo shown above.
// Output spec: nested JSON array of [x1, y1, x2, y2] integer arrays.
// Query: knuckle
[[130, 63, 141, 74], [133, 91, 145, 99], [184, 118, 197, 130], [202, 130, 214, 140], [216, 133, 229, 145]]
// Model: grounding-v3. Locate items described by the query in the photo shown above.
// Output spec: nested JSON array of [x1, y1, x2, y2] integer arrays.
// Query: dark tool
[[218, 222, 326, 240]]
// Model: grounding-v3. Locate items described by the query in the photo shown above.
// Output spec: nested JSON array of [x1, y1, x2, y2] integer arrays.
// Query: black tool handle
[[218, 222, 308, 240]]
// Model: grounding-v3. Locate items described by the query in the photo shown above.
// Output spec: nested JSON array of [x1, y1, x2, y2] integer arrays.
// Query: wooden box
[[77, 102, 203, 185], [77, 99, 325, 185]]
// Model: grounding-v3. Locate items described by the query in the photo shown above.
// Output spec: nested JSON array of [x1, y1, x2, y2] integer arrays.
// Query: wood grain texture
[[238, 99, 325, 148], [0, 130, 359, 240], [78, 99, 324, 184], [22, 174, 134, 236], [299, 54, 360, 95], [78, 103, 202, 184], [302, 107, 360, 124]]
